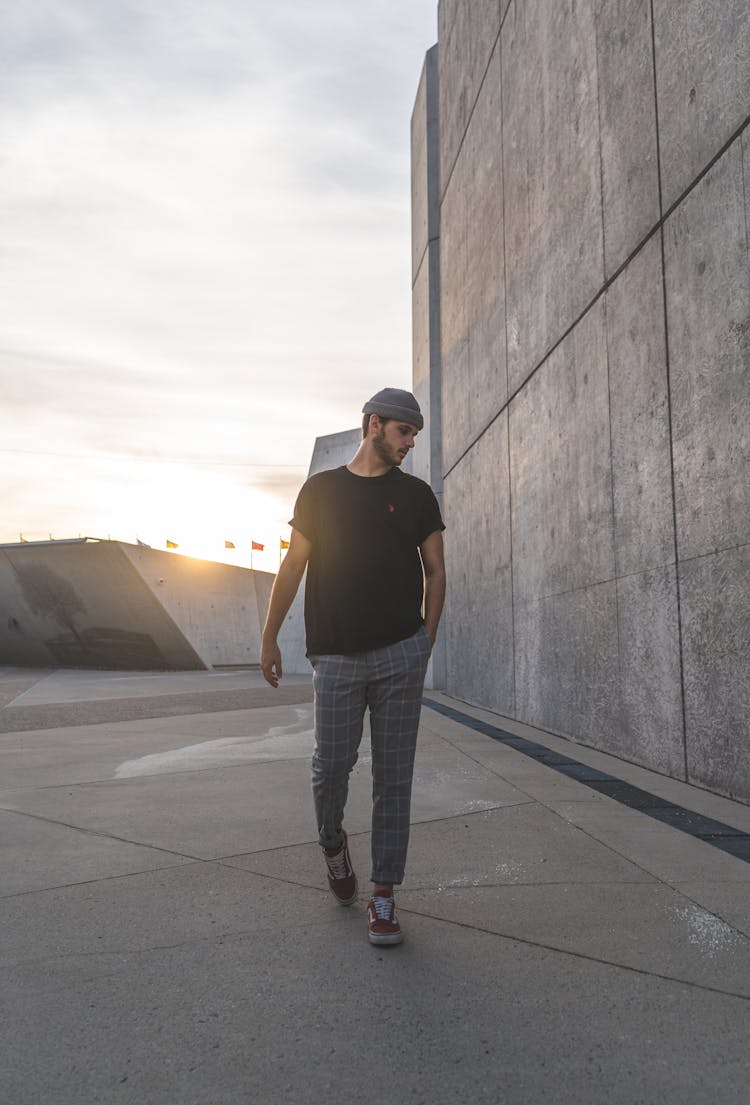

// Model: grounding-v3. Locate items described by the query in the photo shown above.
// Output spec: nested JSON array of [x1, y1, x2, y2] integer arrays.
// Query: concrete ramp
[[0, 540, 273, 670]]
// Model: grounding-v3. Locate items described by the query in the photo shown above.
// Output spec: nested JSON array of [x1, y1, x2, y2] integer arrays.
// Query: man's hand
[[258, 528, 312, 689], [261, 638, 283, 688]]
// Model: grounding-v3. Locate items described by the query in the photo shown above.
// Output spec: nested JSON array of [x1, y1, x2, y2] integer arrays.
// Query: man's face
[[371, 417, 419, 467]]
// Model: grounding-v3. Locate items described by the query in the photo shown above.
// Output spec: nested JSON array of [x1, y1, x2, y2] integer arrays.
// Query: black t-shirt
[[290, 465, 445, 655]]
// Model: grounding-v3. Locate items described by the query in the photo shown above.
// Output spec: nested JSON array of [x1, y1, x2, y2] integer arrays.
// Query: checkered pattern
[[310, 626, 432, 885]]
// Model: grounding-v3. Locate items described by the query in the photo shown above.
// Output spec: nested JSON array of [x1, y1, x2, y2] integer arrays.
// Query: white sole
[[368, 931, 403, 945]]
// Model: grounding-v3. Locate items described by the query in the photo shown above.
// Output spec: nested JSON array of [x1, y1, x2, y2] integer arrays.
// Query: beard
[[372, 427, 401, 467]]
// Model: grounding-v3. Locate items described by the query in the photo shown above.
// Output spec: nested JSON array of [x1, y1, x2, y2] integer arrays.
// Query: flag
[[19, 534, 28, 543], [137, 538, 151, 548], [252, 540, 264, 551], [166, 539, 178, 549], [224, 540, 235, 549], [280, 538, 290, 550]]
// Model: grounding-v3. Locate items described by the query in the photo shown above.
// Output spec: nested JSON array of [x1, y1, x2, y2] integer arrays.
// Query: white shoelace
[[371, 895, 395, 920], [325, 847, 349, 879]]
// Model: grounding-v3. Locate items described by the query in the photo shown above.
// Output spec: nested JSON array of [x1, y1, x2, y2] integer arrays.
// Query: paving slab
[[0, 666, 51, 707], [566, 820, 750, 886], [2, 667, 750, 1104], [5, 667, 288, 706], [404, 804, 657, 889], [0, 703, 315, 789], [0, 758, 332, 861], [3, 866, 750, 1105], [672, 881, 750, 939], [399, 880, 750, 997], [0, 807, 191, 897], [235, 803, 657, 897], [0, 723, 519, 865]]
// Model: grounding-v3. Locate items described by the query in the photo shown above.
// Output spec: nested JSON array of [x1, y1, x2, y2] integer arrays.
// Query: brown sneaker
[[367, 894, 403, 945], [322, 829, 357, 905]]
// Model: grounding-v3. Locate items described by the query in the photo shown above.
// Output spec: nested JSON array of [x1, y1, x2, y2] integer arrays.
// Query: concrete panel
[[412, 246, 431, 397], [411, 246, 447, 690], [664, 139, 750, 561], [594, 0, 660, 277], [464, 41, 507, 444], [438, 0, 502, 194], [413, 247, 443, 490], [605, 234, 675, 576], [121, 545, 263, 669], [0, 541, 204, 670], [306, 428, 360, 476], [616, 564, 685, 777], [514, 581, 621, 749], [443, 413, 514, 714], [680, 544, 750, 803], [411, 55, 430, 280], [440, 333, 470, 479], [0, 553, 58, 668], [253, 569, 274, 633], [411, 43, 443, 525], [439, 139, 470, 472], [411, 46, 439, 282], [509, 301, 614, 599], [502, 0, 604, 393], [653, 0, 750, 211]]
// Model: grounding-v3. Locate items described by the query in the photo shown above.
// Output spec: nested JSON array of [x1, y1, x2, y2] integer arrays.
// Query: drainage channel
[[423, 697, 750, 864]]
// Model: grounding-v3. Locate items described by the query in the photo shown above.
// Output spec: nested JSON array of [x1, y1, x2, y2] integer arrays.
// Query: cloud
[[0, 0, 437, 545]]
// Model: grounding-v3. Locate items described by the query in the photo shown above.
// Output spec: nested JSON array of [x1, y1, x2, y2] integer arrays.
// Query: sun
[[108, 460, 293, 573]]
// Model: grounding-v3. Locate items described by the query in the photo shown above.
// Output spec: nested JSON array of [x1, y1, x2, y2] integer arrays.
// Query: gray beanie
[[362, 387, 423, 431]]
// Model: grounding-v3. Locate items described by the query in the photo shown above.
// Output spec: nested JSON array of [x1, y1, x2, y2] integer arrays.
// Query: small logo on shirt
[[388, 503, 395, 513]]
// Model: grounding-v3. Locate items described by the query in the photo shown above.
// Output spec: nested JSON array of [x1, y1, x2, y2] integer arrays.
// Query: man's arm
[[420, 529, 446, 645], [260, 528, 312, 687]]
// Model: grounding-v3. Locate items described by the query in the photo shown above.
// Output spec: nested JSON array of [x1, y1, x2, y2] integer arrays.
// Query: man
[[260, 387, 446, 946]]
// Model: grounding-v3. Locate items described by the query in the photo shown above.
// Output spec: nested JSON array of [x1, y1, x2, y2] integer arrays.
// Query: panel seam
[[442, 110, 750, 483], [498, 21, 516, 716], [439, 10, 508, 207], [649, 0, 689, 784], [741, 129, 750, 268]]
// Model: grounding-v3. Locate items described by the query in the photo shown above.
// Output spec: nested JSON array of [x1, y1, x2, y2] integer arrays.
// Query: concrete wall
[[414, 1, 750, 801], [411, 45, 447, 692], [0, 539, 272, 670]]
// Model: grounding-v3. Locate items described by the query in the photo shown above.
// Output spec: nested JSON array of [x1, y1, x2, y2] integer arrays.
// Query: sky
[[0, 0, 437, 572]]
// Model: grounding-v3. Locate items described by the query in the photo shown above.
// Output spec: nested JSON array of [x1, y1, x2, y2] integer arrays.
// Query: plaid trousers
[[310, 625, 432, 885]]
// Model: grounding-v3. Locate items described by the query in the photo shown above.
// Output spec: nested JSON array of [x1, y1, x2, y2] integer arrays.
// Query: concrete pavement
[[1, 666, 749, 1104]]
